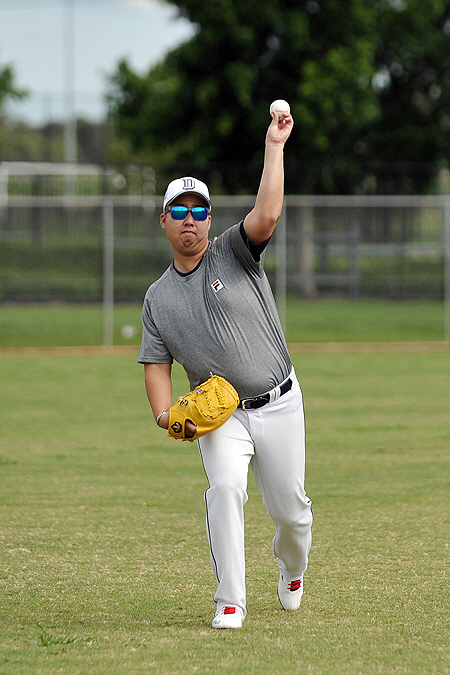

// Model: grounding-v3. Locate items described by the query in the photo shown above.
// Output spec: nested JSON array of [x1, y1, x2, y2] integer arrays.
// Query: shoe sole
[[212, 622, 242, 629], [278, 591, 302, 611]]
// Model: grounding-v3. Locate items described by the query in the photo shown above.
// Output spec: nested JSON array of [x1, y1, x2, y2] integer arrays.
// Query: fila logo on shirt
[[211, 279, 224, 293]]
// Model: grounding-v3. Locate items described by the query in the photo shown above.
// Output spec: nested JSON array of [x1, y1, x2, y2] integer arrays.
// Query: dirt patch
[[0, 342, 448, 358], [288, 341, 450, 353], [0, 345, 139, 358]]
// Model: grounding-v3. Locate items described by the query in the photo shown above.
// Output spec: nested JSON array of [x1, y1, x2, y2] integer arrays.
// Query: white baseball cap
[[163, 176, 211, 211]]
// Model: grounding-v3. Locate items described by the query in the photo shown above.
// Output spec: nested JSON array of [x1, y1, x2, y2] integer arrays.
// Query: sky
[[0, 0, 195, 125]]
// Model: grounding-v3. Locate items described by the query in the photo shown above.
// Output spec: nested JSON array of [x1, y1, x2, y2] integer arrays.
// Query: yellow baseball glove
[[168, 373, 239, 442]]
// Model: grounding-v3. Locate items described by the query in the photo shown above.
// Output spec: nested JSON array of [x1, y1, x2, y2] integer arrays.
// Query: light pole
[[64, 0, 77, 165]]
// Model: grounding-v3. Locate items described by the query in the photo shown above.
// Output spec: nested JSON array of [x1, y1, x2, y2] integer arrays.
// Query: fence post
[[349, 218, 360, 298], [276, 205, 287, 334], [298, 205, 317, 298], [0, 164, 8, 229], [444, 198, 450, 343], [103, 197, 114, 348]]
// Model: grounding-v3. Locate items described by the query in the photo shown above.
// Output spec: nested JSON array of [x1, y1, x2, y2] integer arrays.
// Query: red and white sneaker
[[278, 574, 304, 610], [212, 605, 243, 629]]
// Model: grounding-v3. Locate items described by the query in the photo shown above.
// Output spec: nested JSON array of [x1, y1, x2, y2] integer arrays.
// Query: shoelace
[[288, 579, 302, 592], [222, 606, 236, 615]]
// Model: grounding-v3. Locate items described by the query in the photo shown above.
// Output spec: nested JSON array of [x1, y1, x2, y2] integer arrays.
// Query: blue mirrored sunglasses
[[165, 205, 210, 221]]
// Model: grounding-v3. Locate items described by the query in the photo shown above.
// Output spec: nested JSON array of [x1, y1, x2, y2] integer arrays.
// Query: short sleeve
[[138, 292, 173, 364]]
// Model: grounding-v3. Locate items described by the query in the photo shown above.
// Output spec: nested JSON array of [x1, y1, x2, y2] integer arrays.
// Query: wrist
[[155, 410, 169, 427], [265, 138, 285, 150]]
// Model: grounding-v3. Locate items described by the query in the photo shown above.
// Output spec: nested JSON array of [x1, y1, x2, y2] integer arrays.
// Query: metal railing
[[1, 189, 449, 342]]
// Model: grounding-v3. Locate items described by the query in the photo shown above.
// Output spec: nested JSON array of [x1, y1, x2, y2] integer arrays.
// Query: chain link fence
[[1, 163, 449, 342]]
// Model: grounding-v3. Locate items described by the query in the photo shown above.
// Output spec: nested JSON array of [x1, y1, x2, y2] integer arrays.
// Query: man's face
[[161, 194, 211, 257]]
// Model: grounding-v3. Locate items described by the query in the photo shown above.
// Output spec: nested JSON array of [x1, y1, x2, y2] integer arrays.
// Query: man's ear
[[160, 212, 166, 230]]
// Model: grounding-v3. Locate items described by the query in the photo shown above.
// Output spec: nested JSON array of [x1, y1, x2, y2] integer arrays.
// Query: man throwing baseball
[[138, 109, 313, 629]]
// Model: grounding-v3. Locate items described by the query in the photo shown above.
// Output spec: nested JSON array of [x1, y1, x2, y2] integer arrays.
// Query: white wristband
[[155, 410, 168, 427]]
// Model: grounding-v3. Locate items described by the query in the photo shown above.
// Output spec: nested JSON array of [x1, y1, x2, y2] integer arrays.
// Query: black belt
[[238, 378, 292, 411]]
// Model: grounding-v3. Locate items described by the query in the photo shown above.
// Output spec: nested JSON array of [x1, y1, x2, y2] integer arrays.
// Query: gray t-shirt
[[138, 222, 291, 399]]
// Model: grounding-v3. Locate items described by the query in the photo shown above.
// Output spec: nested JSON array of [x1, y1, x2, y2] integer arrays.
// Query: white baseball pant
[[198, 369, 313, 618]]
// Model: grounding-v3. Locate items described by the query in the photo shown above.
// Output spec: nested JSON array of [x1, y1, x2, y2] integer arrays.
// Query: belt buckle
[[240, 398, 252, 410]]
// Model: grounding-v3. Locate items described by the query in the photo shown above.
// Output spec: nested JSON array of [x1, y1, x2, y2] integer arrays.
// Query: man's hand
[[266, 110, 294, 146], [157, 411, 196, 438], [185, 421, 197, 438]]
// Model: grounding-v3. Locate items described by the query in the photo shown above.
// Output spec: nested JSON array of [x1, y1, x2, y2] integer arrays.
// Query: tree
[[364, 0, 450, 189], [0, 55, 27, 110], [108, 0, 450, 193], [108, 0, 379, 192]]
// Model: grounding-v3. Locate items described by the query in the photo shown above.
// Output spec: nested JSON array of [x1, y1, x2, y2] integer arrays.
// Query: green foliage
[[0, 121, 56, 162], [0, 117, 116, 164], [0, 54, 34, 158], [0, 55, 27, 109], [108, 0, 450, 194], [108, 0, 379, 192], [366, 0, 450, 175]]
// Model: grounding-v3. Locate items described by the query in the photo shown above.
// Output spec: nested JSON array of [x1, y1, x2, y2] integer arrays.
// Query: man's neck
[[173, 256, 204, 277], [173, 244, 209, 274]]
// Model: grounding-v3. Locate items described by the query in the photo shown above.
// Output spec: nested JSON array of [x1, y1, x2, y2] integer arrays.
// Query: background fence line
[[1, 167, 449, 343]]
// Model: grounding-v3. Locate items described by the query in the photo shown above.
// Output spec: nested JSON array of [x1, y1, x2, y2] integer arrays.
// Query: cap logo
[[182, 178, 195, 189]]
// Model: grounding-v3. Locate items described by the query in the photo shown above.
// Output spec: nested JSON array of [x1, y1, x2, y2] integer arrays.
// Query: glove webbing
[[204, 386, 226, 414]]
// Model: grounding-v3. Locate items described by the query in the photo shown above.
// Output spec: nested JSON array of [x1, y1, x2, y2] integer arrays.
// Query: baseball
[[269, 99, 290, 121], [121, 324, 137, 339]]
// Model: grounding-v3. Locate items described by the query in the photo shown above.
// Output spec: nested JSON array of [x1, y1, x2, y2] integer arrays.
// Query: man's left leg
[[243, 375, 313, 604]]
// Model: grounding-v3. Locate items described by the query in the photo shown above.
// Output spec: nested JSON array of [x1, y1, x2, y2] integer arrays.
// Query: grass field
[[1, 352, 449, 674], [0, 298, 447, 348]]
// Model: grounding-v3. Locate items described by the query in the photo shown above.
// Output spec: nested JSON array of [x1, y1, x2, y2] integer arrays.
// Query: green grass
[[0, 298, 446, 348], [285, 297, 444, 342], [1, 353, 449, 674]]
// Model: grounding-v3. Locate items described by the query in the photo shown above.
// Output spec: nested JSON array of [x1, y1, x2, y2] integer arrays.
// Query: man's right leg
[[198, 415, 254, 620]]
